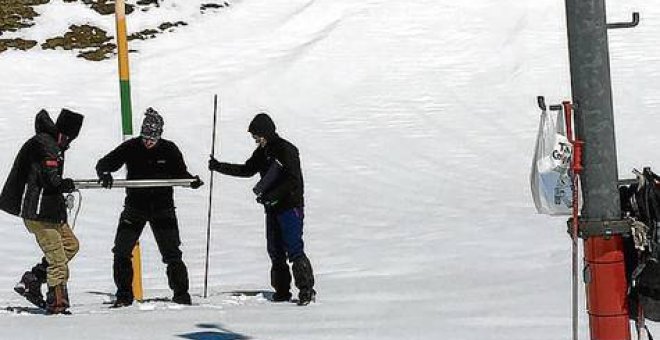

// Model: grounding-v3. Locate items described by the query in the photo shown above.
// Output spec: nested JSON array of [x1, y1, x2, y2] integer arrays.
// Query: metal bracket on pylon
[[567, 218, 632, 239], [607, 12, 640, 29]]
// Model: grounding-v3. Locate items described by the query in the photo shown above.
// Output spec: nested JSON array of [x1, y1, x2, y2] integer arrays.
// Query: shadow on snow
[[178, 323, 250, 340]]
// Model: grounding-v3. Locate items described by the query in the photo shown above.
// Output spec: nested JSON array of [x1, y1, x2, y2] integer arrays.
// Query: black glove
[[59, 178, 75, 193], [97, 172, 113, 189], [191, 175, 204, 189], [256, 193, 278, 207], [208, 156, 221, 172]]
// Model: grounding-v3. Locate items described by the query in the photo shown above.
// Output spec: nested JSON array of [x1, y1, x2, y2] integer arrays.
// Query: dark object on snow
[[209, 112, 315, 304], [0, 109, 82, 223], [96, 124, 200, 306], [620, 167, 660, 322], [14, 258, 49, 310]]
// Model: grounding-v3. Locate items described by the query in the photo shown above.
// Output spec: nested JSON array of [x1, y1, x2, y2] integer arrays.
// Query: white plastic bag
[[530, 108, 574, 215]]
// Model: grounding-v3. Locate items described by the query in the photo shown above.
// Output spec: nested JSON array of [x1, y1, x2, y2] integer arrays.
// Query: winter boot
[[167, 262, 191, 305], [271, 291, 292, 302], [172, 292, 192, 305], [292, 255, 316, 306], [112, 257, 134, 307], [14, 271, 46, 308], [298, 288, 317, 306], [111, 294, 133, 308], [270, 261, 292, 302], [46, 284, 70, 314]]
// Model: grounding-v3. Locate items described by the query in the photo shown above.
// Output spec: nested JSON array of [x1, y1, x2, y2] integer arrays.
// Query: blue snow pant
[[266, 207, 314, 294]]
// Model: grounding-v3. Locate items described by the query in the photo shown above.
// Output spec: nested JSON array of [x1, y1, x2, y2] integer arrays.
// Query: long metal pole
[[564, 1, 629, 339], [74, 179, 196, 189], [115, 0, 143, 302], [204, 95, 219, 298]]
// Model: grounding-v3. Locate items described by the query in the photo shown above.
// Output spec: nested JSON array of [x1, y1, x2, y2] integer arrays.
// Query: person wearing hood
[[95, 108, 203, 307], [0, 109, 84, 314], [208, 112, 316, 306]]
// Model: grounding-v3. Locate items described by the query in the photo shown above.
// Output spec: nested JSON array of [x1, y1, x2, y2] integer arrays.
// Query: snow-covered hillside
[[0, 0, 658, 339]]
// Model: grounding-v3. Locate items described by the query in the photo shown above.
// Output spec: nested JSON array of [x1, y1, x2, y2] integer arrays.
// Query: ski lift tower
[[564, 0, 639, 339]]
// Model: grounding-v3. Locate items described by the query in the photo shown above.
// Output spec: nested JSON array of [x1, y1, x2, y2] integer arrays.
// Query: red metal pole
[[563, 101, 630, 340]]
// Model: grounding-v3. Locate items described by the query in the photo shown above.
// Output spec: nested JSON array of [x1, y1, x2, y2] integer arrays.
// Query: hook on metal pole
[[607, 12, 640, 29]]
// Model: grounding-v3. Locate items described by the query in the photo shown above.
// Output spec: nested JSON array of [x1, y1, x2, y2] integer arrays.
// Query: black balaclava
[[248, 112, 277, 140], [140, 107, 164, 141]]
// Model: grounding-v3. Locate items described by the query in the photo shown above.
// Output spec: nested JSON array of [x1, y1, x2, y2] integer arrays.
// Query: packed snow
[[0, 0, 659, 339]]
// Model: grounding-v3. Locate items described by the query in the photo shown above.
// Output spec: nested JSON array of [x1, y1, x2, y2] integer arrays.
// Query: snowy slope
[[0, 0, 658, 339]]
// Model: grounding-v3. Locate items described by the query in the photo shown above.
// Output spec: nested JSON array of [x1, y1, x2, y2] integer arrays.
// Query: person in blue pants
[[208, 112, 316, 306]]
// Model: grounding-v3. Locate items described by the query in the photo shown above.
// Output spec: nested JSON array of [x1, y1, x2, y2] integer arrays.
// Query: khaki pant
[[24, 219, 79, 287]]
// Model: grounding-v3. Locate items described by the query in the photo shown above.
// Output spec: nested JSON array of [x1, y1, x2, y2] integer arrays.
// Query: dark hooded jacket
[[0, 110, 81, 223], [216, 113, 304, 212]]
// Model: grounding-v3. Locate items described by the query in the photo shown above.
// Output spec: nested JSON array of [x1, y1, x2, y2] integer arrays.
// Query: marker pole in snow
[[203, 94, 219, 298], [115, 0, 143, 302], [564, 1, 639, 339], [564, 101, 583, 340]]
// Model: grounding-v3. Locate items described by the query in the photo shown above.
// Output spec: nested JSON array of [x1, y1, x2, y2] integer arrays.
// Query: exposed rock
[[62, 0, 135, 15], [201, 2, 229, 13], [0, 0, 50, 35], [77, 43, 116, 61], [158, 21, 187, 31], [0, 1, 225, 60], [41, 24, 117, 60], [0, 38, 38, 52], [128, 28, 159, 41], [137, 0, 159, 7]]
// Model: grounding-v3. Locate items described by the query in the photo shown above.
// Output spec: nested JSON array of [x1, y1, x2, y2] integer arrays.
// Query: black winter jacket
[[95, 138, 194, 212], [216, 135, 304, 212], [0, 111, 70, 223]]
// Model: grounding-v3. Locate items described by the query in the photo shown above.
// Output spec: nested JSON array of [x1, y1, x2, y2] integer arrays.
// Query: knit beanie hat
[[140, 107, 164, 140]]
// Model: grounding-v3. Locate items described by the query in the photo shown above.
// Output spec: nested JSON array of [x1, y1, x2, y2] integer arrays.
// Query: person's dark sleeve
[[216, 148, 264, 178], [262, 146, 301, 201], [40, 148, 65, 191], [96, 141, 131, 175], [169, 143, 194, 179]]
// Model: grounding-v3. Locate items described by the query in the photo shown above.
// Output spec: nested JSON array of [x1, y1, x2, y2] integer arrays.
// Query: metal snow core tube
[[73, 179, 196, 189], [584, 236, 630, 340]]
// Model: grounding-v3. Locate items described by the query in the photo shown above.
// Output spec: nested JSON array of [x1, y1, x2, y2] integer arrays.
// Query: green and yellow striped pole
[[115, 0, 143, 301]]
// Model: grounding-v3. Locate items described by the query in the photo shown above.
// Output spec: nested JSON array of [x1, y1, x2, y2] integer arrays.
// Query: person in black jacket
[[0, 109, 83, 314], [208, 112, 316, 306], [96, 108, 203, 307]]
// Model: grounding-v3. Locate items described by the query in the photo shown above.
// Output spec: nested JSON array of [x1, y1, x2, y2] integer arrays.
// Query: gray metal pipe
[[565, 0, 621, 220], [73, 178, 196, 189]]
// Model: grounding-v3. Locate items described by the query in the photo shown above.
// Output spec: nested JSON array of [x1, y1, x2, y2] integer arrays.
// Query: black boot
[[292, 255, 316, 306], [167, 261, 191, 305], [112, 257, 134, 307], [270, 260, 292, 302], [46, 284, 70, 314], [298, 288, 316, 306], [14, 271, 46, 308]]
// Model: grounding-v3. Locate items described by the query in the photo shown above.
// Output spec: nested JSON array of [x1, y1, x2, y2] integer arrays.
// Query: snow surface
[[0, 0, 658, 339]]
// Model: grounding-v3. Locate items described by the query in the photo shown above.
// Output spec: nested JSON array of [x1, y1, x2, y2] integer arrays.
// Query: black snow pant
[[266, 207, 314, 294], [112, 207, 189, 303]]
